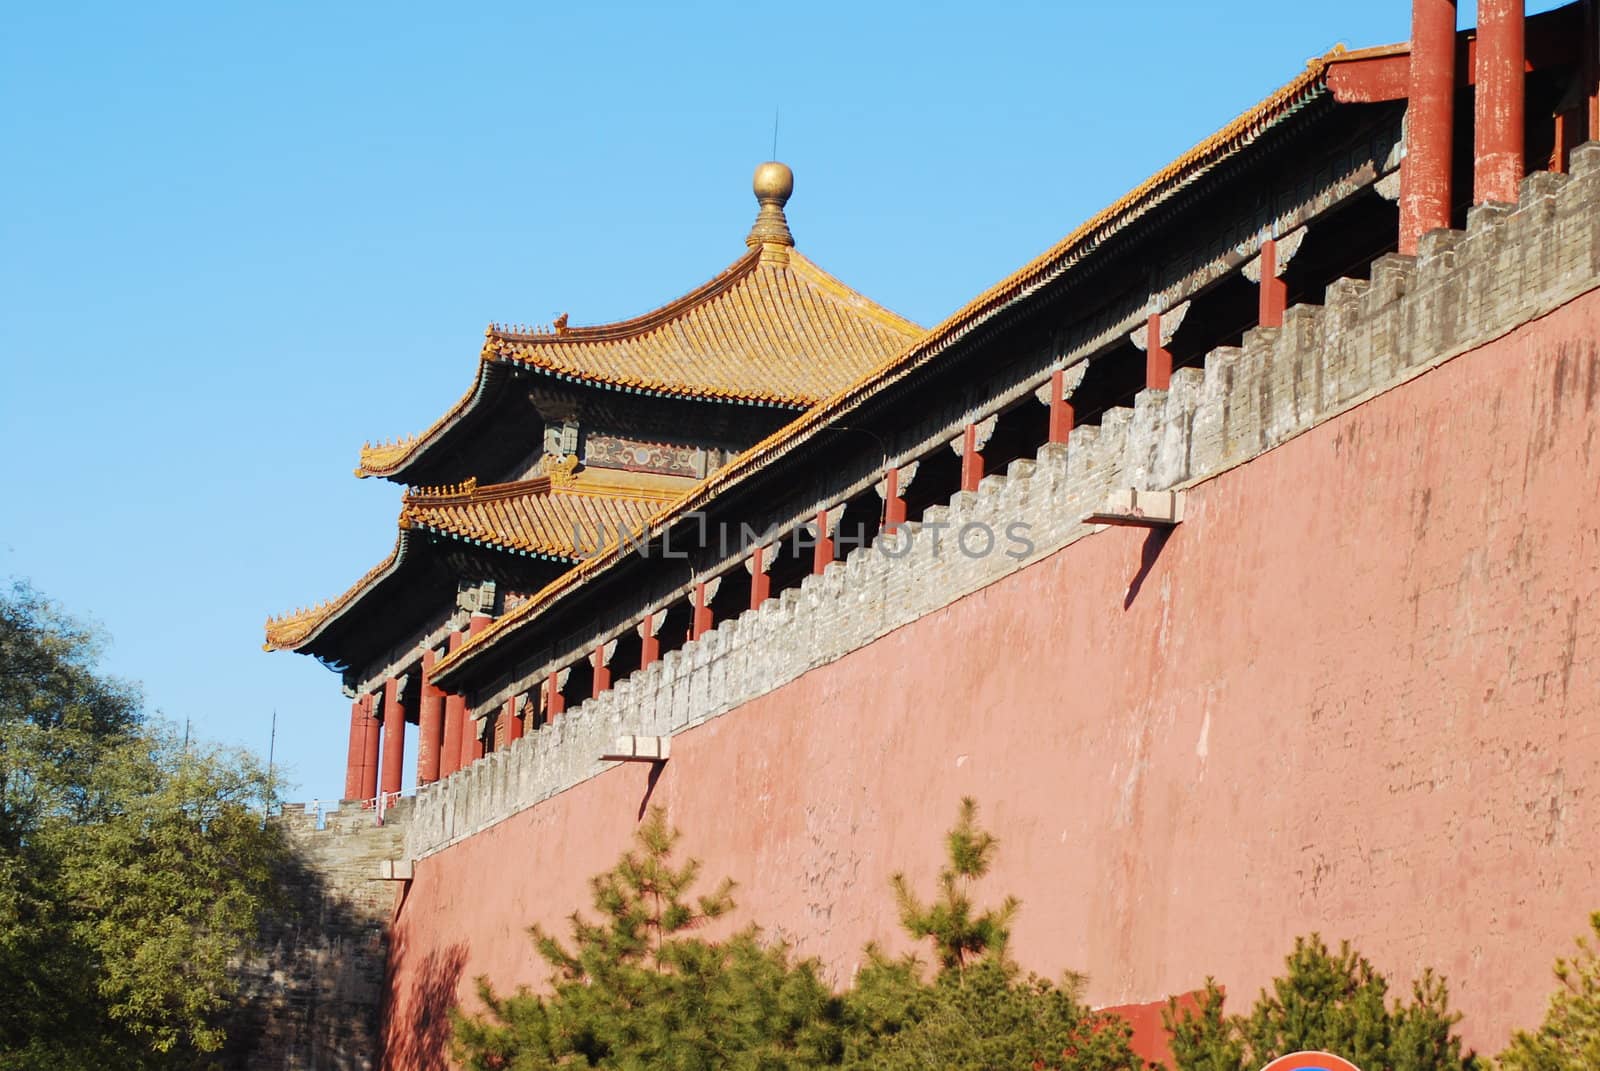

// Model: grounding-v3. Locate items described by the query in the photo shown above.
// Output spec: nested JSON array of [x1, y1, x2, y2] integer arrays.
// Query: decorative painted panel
[[585, 432, 723, 478]]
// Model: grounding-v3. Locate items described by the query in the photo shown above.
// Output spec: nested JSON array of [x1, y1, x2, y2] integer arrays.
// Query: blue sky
[[1, 1, 1560, 800]]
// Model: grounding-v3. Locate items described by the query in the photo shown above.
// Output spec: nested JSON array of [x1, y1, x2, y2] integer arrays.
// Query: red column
[[468, 611, 491, 638], [1258, 238, 1287, 328], [812, 509, 834, 574], [692, 582, 712, 640], [547, 672, 566, 719], [417, 648, 444, 785], [1401, 0, 1458, 254], [440, 631, 465, 776], [344, 698, 366, 801], [459, 695, 481, 766], [357, 694, 380, 801], [1589, 0, 1600, 143], [1475, 0, 1525, 204], [959, 425, 983, 493], [1047, 370, 1074, 445], [503, 695, 522, 745], [883, 469, 907, 532], [1554, 109, 1580, 173], [1145, 312, 1171, 390], [441, 692, 465, 775], [749, 546, 772, 607], [640, 612, 660, 668], [379, 676, 406, 798], [593, 646, 613, 694]]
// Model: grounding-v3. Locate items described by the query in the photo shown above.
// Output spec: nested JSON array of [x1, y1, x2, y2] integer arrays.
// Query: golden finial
[[746, 161, 794, 261]]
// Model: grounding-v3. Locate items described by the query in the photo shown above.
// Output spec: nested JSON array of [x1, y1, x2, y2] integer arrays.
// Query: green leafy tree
[[1164, 935, 1479, 1071], [1498, 912, 1600, 1071], [452, 807, 844, 1070], [0, 582, 288, 1070], [843, 798, 1141, 1071]]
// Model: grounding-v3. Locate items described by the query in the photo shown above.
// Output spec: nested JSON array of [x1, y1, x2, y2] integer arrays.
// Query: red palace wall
[[382, 291, 1600, 1069]]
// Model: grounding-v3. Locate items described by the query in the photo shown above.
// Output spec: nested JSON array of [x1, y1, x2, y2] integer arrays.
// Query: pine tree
[[451, 807, 843, 1070], [845, 798, 1142, 1071], [1498, 912, 1600, 1071], [1165, 980, 1245, 1071], [1163, 935, 1479, 1071], [889, 795, 1019, 975]]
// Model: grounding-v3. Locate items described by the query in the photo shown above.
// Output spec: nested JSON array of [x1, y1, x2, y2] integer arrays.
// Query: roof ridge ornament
[[745, 161, 794, 264], [537, 452, 580, 487], [407, 476, 479, 501]]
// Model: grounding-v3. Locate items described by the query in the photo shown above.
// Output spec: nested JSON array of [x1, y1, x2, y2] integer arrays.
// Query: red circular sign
[[1259, 1054, 1363, 1071]]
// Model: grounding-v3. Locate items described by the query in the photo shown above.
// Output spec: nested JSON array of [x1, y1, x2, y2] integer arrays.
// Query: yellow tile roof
[[263, 474, 677, 652], [359, 435, 421, 474], [356, 248, 922, 478], [486, 249, 922, 402], [264, 547, 406, 652], [432, 47, 1346, 682], [399, 475, 673, 560]]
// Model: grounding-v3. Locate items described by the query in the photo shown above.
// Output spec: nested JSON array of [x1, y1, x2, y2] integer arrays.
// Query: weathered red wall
[[384, 292, 1600, 1069]]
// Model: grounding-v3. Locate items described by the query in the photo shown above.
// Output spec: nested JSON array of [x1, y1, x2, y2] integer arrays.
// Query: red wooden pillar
[[640, 612, 661, 668], [547, 671, 566, 719], [379, 676, 406, 798], [593, 642, 614, 694], [503, 695, 523, 745], [1475, 0, 1525, 204], [440, 630, 466, 776], [456, 613, 492, 768], [879, 461, 918, 533], [959, 424, 983, 493], [1258, 238, 1287, 328], [417, 648, 444, 785], [1554, 109, 1581, 173], [358, 694, 380, 802], [812, 509, 834, 574], [356, 694, 377, 800], [1047, 369, 1074, 445], [692, 581, 712, 640], [1589, 0, 1600, 144], [344, 698, 366, 800], [1145, 312, 1171, 390], [463, 694, 484, 765], [1400, 0, 1458, 254], [748, 545, 772, 607], [882, 469, 907, 531]]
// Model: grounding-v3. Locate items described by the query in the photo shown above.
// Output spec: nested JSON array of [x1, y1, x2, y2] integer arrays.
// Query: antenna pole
[[772, 107, 780, 159], [266, 709, 278, 815]]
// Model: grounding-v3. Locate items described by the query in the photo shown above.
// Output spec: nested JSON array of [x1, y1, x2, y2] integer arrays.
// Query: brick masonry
[[405, 148, 1600, 867], [227, 801, 410, 1071]]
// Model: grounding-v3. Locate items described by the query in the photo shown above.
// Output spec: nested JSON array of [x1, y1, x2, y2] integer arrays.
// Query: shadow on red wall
[[382, 923, 467, 1071]]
